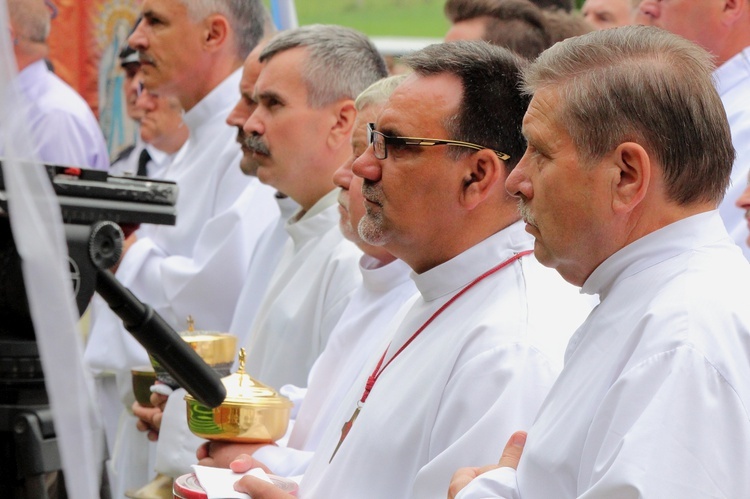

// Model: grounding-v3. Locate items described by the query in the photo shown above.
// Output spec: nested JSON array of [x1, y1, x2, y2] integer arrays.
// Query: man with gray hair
[[233, 24, 388, 391], [450, 26, 750, 499], [83, 0, 277, 496], [232, 40, 593, 499], [4, 0, 109, 169], [638, 0, 750, 260]]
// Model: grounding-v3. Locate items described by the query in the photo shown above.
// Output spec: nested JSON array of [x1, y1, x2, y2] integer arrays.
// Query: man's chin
[[239, 158, 260, 177]]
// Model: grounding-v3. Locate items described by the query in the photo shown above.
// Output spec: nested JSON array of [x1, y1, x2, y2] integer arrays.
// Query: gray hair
[[524, 25, 734, 205], [181, 0, 267, 59], [8, 0, 50, 43], [354, 75, 408, 112], [261, 24, 388, 108], [401, 41, 530, 170]]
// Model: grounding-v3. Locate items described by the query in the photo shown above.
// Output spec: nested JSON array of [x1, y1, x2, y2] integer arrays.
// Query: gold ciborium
[[149, 316, 237, 388], [184, 348, 292, 443]]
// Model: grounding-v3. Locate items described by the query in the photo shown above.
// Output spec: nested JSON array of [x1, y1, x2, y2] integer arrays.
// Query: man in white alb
[[83, 0, 277, 496], [638, 0, 750, 259], [5, 0, 109, 169], [195, 75, 418, 476], [149, 24, 388, 485], [232, 25, 390, 391], [233, 41, 593, 499], [133, 41, 301, 481], [450, 26, 750, 499]]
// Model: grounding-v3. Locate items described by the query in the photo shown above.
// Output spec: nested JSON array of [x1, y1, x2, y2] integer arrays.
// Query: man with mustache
[[232, 40, 592, 499], [135, 40, 302, 481], [450, 26, 750, 499], [83, 0, 278, 495], [230, 24, 389, 391], [195, 75, 419, 475]]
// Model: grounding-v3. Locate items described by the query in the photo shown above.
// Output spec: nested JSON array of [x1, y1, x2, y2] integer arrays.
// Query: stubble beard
[[357, 209, 389, 247], [358, 181, 390, 246]]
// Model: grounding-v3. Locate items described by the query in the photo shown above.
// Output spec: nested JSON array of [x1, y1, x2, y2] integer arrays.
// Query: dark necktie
[[137, 148, 151, 177]]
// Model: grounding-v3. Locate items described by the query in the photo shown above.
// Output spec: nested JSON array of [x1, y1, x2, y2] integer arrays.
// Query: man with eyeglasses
[[232, 40, 593, 499]]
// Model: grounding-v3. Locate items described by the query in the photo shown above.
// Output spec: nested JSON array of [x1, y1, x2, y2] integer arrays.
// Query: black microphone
[[95, 269, 226, 408]]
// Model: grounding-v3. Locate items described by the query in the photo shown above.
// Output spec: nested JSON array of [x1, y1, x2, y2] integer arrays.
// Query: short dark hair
[[260, 25, 388, 108], [445, 0, 572, 21], [524, 26, 734, 205], [402, 41, 530, 170], [541, 8, 592, 44], [483, 0, 550, 60]]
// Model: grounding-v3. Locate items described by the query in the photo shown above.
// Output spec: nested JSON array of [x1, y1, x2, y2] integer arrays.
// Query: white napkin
[[192, 464, 273, 499]]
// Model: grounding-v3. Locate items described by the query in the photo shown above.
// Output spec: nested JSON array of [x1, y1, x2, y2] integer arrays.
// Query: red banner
[[47, 0, 141, 159]]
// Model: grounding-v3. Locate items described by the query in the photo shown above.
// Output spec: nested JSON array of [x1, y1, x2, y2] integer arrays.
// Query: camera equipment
[[0, 163, 226, 497]]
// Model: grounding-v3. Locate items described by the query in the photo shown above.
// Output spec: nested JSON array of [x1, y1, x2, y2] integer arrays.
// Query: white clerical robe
[[242, 189, 363, 390], [84, 69, 278, 497], [152, 193, 299, 478], [457, 211, 750, 499], [715, 46, 750, 260], [5, 60, 110, 169], [227, 193, 300, 346], [300, 221, 593, 498], [253, 255, 418, 476]]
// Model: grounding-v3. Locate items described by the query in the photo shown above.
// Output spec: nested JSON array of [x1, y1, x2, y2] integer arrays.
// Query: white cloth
[[254, 255, 418, 476], [152, 194, 299, 478], [84, 69, 278, 496], [242, 188, 363, 390], [228, 193, 300, 346], [300, 221, 593, 498], [715, 46, 750, 260], [4, 60, 110, 169], [0, 13, 104, 495], [457, 211, 750, 499]]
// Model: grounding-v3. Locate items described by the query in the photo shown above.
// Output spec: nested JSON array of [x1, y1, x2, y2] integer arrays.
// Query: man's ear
[[721, 0, 745, 26], [203, 14, 229, 51], [460, 149, 504, 210], [611, 142, 650, 215], [327, 100, 357, 149]]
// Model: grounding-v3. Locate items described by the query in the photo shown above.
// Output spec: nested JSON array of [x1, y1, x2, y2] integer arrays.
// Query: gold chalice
[[184, 348, 292, 443]]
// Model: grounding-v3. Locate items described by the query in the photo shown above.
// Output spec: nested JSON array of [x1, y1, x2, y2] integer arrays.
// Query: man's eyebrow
[[377, 125, 401, 137], [254, 88, 283, 103]]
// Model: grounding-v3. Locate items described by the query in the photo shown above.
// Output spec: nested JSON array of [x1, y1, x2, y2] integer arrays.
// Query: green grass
[[266, 0, 584, 38], [267, 0, 450, 37]]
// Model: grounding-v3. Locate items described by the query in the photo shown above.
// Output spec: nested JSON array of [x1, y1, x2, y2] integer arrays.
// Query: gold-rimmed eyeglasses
[[367, 123, 510, 161]]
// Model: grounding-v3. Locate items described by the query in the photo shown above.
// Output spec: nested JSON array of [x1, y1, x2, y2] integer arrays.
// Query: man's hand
[[447, 431, 527, 499], [233, 475, 294, 499], [132, 391, 168, 441], [196, 442, 273, 471]]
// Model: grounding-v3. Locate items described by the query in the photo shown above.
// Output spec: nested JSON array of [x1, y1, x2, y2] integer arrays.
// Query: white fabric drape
[[0, 3, 103, 498]]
